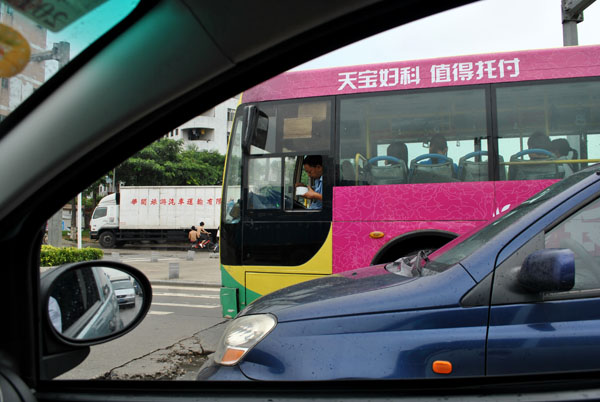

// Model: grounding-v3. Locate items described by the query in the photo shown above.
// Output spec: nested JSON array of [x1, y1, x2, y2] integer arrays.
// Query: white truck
[[90, 186, 221, 248]]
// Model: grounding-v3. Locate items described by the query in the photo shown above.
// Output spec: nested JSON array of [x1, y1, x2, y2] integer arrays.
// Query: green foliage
[[83, 177, 109, 202], [40, 245, 104, 267], [116, 139, 225, 186]]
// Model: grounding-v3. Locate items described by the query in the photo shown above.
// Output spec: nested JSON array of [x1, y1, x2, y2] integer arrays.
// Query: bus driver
[[296, 155, 323, 209]]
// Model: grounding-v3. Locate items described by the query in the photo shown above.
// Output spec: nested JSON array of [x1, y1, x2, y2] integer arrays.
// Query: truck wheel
[[99, 231, 116, 248]]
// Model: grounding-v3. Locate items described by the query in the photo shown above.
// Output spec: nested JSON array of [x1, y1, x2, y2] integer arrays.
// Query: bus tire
[[370, 232, 457, 265], [99, 231, 116, 248]]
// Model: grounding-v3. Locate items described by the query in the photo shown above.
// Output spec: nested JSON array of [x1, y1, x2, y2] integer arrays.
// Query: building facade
[[165, 96, 239, 155], [0, 4, 48, 121]]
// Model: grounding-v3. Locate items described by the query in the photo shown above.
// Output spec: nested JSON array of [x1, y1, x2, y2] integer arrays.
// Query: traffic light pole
[[562, 0, 596, 46]]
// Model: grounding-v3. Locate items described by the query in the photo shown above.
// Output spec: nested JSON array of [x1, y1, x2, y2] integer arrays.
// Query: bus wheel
[[99, 231, 116, 248], [371, 235, 456, 265]]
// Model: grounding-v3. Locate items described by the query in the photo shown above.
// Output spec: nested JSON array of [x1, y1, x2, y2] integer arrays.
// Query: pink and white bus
[[219, 44, 600, 316]]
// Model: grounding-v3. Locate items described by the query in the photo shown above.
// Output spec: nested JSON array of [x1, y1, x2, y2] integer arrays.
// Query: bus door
[[244, 154, 332, 265], [240, 99, 334, 305]]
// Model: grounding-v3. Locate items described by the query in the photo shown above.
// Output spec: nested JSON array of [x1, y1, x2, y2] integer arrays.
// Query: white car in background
[[110, 278, 136, 308]]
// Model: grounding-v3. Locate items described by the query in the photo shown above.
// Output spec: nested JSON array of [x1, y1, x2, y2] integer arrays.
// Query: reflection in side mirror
[[518, 248, 575, 293], [44, 263, 150, 342]]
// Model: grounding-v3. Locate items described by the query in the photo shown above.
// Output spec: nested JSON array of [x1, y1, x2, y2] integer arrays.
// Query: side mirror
[[242, 105, 268, 153], [40, 261, 152, 378], [518, 248, 574, 292], [41, 261, 151, 344]]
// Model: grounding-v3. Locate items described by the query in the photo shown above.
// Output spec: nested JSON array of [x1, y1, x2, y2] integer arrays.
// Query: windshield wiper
[[385, 250, 430, 278]]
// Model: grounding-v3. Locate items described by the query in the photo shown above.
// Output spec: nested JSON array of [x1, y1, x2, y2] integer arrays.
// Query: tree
[[116, 139, 225, 186], [178, 147, 225, 185]]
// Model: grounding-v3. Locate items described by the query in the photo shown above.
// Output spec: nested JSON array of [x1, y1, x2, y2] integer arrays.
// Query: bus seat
[[569, 149, 580, 172], [458, 151, 501, 181], [367, 162, 408, 185], [409, 154, 456, 184], [508, 149, 561, 180]]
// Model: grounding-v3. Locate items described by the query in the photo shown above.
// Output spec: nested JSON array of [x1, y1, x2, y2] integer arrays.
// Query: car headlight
[[214, 314, 277, 366]]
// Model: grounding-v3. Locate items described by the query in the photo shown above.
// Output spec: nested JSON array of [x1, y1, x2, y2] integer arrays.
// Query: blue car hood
[[241, 263, 476, 322]]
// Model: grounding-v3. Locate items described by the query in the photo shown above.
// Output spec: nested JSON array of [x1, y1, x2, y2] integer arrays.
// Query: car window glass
[[545, 198, 600, 291], [92, 207, 107, 219], [28, 0, 600, 385], [491, 194, 600, 307], [51, 267, 101, 337], [0, 1, 139, 125]]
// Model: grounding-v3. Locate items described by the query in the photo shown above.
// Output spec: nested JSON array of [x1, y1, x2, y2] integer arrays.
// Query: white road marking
[[151, 285, 220, 292], [148, 311, 173, 315], [152, 302, 219, 309], [121, 257, 180, 262], [154, 292, 219, 299]]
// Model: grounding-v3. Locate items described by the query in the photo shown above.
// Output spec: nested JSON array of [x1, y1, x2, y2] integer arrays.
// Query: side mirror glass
[[518, 248, 575, 292], [242, 105, 268, 153], [41, 261, 151, 344]]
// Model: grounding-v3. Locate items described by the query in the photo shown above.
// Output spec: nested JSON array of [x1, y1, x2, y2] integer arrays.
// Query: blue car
[[199, 166, 600, 381]]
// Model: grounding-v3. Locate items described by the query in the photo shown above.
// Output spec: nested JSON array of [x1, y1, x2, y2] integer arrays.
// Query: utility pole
[[32, 42, 70, 247], [562, 0, 596, 46]]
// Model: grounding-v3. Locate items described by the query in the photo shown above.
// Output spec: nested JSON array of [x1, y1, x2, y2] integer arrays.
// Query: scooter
[[191, 236, 218, 252]]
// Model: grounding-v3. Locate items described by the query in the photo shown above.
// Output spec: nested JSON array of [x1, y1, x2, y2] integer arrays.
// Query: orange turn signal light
[[369, 231, 385, 239], [220, 348, 246, 365], [432, 360, 452, 374]]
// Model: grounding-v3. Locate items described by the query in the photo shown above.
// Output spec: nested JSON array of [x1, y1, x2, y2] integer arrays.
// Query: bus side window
[[247, 157, 282, 210], [497, 81, 600, 180], [339, 89, 488, 186]]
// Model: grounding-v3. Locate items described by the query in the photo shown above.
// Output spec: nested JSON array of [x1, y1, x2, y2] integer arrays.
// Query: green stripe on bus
[[219, 265, 264, 314]]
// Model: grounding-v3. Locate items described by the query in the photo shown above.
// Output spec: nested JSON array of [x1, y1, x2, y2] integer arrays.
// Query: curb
[[150, 279, 221, 288]]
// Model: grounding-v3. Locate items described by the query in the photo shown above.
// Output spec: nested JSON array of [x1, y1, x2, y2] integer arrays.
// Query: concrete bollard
[[169, 262, 179, 279], [186, 250, 195, 261], [150, 251, 158, 262]]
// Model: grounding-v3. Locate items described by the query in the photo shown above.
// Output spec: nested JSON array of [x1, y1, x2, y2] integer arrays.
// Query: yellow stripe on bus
[[246, 272, 327, 297], [222, 224, 333, 294]]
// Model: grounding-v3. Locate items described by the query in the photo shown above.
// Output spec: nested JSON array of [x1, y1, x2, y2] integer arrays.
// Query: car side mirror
[[517, 248, 575, 292], [40, 261, 152, 379], [41, 261, 152, 343]]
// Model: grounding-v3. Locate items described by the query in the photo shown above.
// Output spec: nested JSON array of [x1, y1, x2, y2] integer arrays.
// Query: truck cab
[[90, 194, 119, 246]]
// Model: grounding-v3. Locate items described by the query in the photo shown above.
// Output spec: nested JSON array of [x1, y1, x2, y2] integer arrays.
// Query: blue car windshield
[[422, 167, 600, 272]]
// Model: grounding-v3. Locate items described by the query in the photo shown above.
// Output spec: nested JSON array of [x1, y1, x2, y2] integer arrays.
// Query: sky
[[48, 0, 139, 58], [295, 0, 600, 70]]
